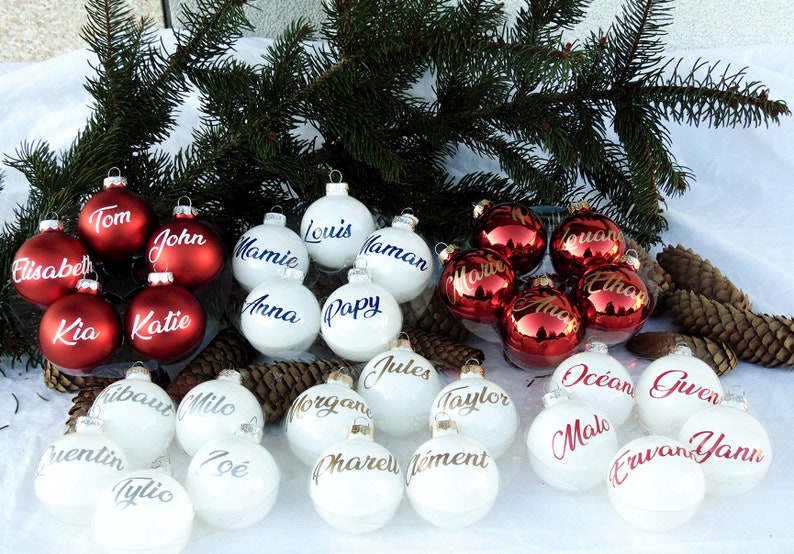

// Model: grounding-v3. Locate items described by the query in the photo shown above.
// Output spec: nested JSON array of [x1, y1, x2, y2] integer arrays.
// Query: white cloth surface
[[2, 36, 794, 553]]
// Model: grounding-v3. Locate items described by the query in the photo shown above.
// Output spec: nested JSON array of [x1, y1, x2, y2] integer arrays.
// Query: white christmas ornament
[[34, 416, 129, 526], [175, 369, 264, 456], [635, 343, 724, 437], [185, 423, 280, 529], [526, 387, 618, 492], [357, 212, 434, 303], [240, 267, 321, 357], [320, 258, 402, 362], [88, 363, 176, 469], [678, 387, 773, 497], [548, 340, 635, 429], [284, 371, 374, 466], [405, 416, 500, 528], [232, 210, 310, 292], [606, 434, 705, 532], [357, 336, 442, 436], [309, 421, 404, 534], [93, 467, 194, 553], [300, 174, 376, 270], [429, 362, 518, 458]]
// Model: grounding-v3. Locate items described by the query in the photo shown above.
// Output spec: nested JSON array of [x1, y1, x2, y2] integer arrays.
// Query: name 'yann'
[[358, 234, 429, 271]]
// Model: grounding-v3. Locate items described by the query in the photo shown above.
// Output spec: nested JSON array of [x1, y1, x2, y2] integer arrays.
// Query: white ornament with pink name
[[88, 363, 177, 469], [548, 340, 635, 429], [175, 369, 265, 456], [634, 343, 724, 437], [300, 173, 376, 270], [185, 423, 280, 529], [34, 416, 130, 526], [606, 434, 705, 532], [232, 210, 310, 292], [678, 387, 773, 497], [93, 467, 194, 553], [357, 212, 434, 303], [320, 258, 402, 362], [309, 421, 404, 534], [240, 267, 321, 357], [357, 336, 442, 436], [526, 386, 618, 492], [284, 371, 374, 466], [429, 362, 518, 458]]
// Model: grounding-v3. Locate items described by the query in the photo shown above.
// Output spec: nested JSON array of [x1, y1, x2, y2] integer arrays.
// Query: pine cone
[[657, 244, 751, 310], [625, 236, 674, 315], [42, 360, 91, 392], [240, 358, 352, 423], [403, 286, 470, 342], [667, 289, 794, 368], [403, 326, 485, 370], [626, 331, 738, 376], [166, 328, 258, 403], [65, 378, 116, 433]]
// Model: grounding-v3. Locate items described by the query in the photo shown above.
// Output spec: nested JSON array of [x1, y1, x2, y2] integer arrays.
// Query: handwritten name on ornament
[[94, 383, 174, 417], [11, 255, 92, 283], [580, 270, 648, 304], [405, 449, 492, 486], [444, 255, 509, 304], [177, 391, 236, 421], [558, 226, 623, 249], [361, 355, 433, 389], [147, 227, 207, 263], [608, 443, 696, 487], [233, 236, 300, 268], [286, 393, 371, 421], [303, 218, 353, 244], [129, 310, 192, 341], [112, 476, 174, 509], [312, 451, 400, 485], [323, 295, 382, 327], [686, 430, 766, 464], [359, 234, 429, 271], [87, 204, 131, 232], [560, 363, 634, 396], [551, 413, 612, 460], [243, 293, 302, 324], [37, 445, 126, 475], [196, 449, 250, 478], [512, 295, 579, 329], [50, 317, 102, 346], [649, 369, 721, 404], [434, 384, 511, 416]]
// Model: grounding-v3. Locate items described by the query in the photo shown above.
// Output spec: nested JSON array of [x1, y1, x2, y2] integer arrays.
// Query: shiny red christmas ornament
[[11, 218, 92, 307], [471, 199, 547, 275], [77, 170, 157, 264], [549, 201, 625, 280], [573, 251, 653, 345], [38, 278, 122, 375], [124, 271, 206, 362], [499, 276, 584, 370], [145, 200, 225, 290], [438, 244, 517, 341]]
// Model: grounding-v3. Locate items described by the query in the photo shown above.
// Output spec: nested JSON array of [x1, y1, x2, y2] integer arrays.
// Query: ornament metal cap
[[720, 385, 750, 411], [347, 257, 372, 282], [348, 418, 375, 440], [75, 415, 105, 434], [326, 170, 349, 195], [618, 250, 641, 271], [460, 362, 485, 379], [568, 200, 591, 213], [436, 243, 459, 265], [282, 267, 305, 282], [472, 199, 493, 218], [235, 422, 264, 443], [75, 278, 101, 294], [326, 370, 354, 389], [264, 211, 287, 226], [583, 339, 609, 354], [389, 333, 414, 351], [172, 203, 197, 218], [430, 414, 459, 437], [541, 385, 570, 408], [148, 271, 175, 286], [103, 167, 128, 189], [669, 341, 694, 357], [125, 362, 151, 380], [530, 275, 555, 288], [218, 368, 243, 384], [392, 212, 419, 231], [38, 218, 63, 233]]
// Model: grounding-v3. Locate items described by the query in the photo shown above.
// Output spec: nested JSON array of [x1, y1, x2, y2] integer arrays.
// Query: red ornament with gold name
[[499, 276, 584, 369], [38, 278, 122, 375], [77, 169, 157, 264], [145, 200, 225, 290], [549, 201, 625, 280], [572, 251, 653, 345], [124, 270, 206, 362], [438, 244, 517, 342], [471, 199, 547, 276], [11, 217, 92, 307]]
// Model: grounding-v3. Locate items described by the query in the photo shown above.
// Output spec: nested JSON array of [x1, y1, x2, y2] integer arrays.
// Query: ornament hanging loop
[[328, 169, 343, 183]]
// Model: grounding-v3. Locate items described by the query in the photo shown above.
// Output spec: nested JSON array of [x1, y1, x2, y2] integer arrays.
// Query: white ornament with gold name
[[285, 371, 373, 466], [309, 421, 404, 534], [429, 362, 518, 458]]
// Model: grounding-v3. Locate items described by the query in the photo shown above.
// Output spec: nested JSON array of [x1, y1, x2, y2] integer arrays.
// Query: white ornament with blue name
[[175, 369, 265, 456], [240, 267, 321, 358], [320, 258, 402, 362], [232, 210, 310, 292], [300, 173, 376, 270], [357, 212, 434, 303]]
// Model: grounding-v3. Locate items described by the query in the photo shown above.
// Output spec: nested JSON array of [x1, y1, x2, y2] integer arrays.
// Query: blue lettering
[[359, 234, 429, 271], [323, 295, 382, 327]]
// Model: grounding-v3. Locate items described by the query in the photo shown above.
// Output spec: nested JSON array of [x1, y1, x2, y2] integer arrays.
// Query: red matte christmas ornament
[[499, 276, 584, 369], [549, 201, 625, 280], [145, 199, 225, 290], [471, 199, 547, 276], [573, 250, 653, 345], [11, 217, 92, 307], [38, 277, 122, 375], [77, 169, 157, 264], [438, 244, 517, 342], [124, 270, 206, 362]]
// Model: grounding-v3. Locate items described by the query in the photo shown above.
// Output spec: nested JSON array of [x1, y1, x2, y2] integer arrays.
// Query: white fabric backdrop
[[1, 36, 793, 553]]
